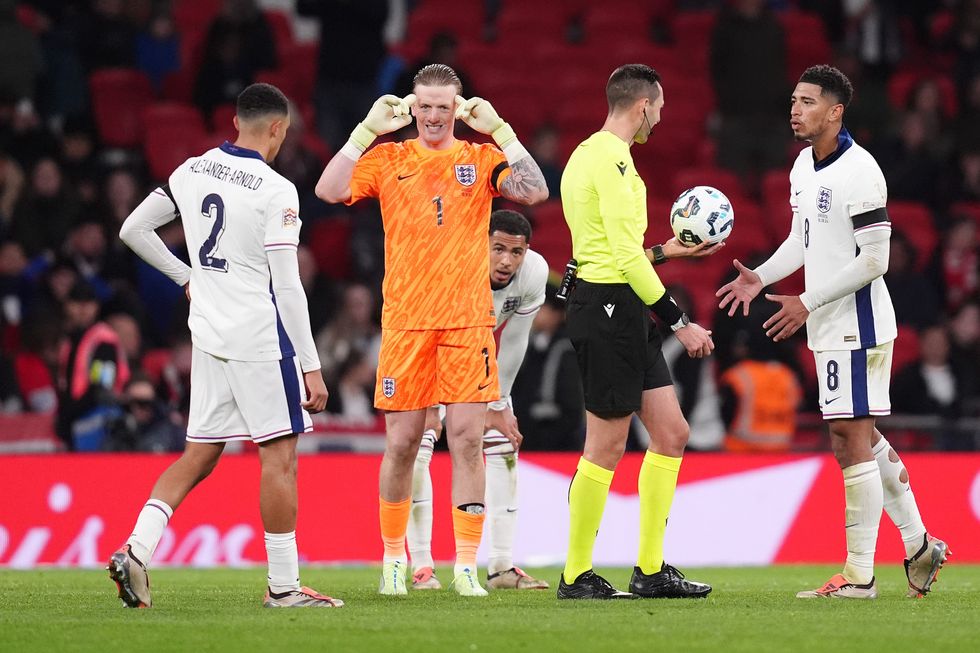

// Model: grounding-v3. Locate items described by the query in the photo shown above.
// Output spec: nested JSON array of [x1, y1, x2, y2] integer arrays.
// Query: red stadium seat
[[308, 217, 353, 280], [263, 9, 295, 62], [582, 4, 657, 44], [671, 12, 716, 78], [89, 69, 156, 148], [142, 104, 209, 182], [402, 1, 485, 61], [892, 325, 921, 375], [209, 103, 237, 141], [277, 42, 319, 106], [142, 102, 206, 133], [784, 33, 832, 81], [887, 71, 958, 118], [888, 201, 937, 270], [528, 201, 571, 272], [950, 201, 980, 227], [672, 167, 746, 203]]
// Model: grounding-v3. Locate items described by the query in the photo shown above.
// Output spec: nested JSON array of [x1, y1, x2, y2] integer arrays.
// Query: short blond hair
[[413, 64, 462, 94]]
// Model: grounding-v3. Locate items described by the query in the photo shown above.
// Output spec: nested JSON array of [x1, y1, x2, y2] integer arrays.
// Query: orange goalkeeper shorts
[[374, 326, 499, 411]]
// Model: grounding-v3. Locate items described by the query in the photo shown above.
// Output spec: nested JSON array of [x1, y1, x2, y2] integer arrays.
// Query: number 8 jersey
[[170, 141, 302, 362], [789, 129, 897, 352]]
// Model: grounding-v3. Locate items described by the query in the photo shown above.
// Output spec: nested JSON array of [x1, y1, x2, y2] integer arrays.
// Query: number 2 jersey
[[169, 142, 303, 362], [789, 128, 897, 352], [347, 138, 511, 331]]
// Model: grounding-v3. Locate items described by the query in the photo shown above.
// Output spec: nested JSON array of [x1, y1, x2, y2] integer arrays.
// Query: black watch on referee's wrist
[[669, 313, 690, 332], [651, 244, 668, 266]]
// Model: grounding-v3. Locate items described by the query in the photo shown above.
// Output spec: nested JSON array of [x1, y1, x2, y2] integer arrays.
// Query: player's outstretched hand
[[362, 94, 416, 136], [763, 294, 809, 342], [674, 322, 714, 359], [302, 370, 328, 414], [485, 404, 523, 450], [716, 259, 763, 317], [662, 237, 725, 260], [454, 95, 505, 135]]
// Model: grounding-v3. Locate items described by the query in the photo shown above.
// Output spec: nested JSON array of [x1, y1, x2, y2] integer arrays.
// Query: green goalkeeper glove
[[349, 94, 416, 152]]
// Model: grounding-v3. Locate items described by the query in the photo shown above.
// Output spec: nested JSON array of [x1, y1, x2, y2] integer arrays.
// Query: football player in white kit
[[717, 65, 948, 599], [107, 84, 343, 608], [408, 210, 551, 590]]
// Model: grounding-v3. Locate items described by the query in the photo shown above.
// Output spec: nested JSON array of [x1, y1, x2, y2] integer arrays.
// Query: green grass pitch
[[2, 565, 978, 652]]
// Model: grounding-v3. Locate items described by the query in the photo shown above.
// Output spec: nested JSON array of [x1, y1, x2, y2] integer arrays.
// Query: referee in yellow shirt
[[558, 64, 719, 599]]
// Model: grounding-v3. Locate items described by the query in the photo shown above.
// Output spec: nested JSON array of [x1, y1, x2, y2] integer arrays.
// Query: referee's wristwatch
[[669, 313, 690, 332]]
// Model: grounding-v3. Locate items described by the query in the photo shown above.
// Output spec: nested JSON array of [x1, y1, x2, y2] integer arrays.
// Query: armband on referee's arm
[[649, 293, 684, 325]]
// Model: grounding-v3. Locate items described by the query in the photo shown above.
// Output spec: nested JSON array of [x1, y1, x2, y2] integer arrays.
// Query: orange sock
[[452, 507, 485, 571], [379, 497, 411, 562]]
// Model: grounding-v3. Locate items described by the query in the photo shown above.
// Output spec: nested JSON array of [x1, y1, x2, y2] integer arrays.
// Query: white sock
[[841, 461, 883, 585], [484, 430, 518, 575], [872, 436, 927, 557], [265, 531, 300, 594], [407, 430, 436, 572], [127, 499, 173, 564]]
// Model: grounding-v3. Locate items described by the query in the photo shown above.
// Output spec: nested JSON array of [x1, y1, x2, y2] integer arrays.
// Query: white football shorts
[[814, 340, 893, 420], [186, 346, 313, 443]]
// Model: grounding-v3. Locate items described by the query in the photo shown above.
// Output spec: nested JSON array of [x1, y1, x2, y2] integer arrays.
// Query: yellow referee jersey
[[560, 130, 667, 305]]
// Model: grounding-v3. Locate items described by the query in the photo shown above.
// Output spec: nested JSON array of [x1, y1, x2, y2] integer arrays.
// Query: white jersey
[[170, 142, 303, 362], [789, 130, 897, 352], [493, 249, 548, 332]]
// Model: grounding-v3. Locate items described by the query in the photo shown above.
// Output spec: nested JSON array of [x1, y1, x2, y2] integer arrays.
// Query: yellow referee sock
[[563, 457, 614, 583], [637, 451, 682, 575]]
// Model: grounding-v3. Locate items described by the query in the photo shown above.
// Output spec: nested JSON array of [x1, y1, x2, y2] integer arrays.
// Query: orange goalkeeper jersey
[[347, 138, 511, 330]]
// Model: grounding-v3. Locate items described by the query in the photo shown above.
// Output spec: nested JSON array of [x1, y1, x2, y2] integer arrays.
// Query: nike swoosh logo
[[844, 523, 859, 528], [794, 190, 803, 195], [397, 173, 417, 180], [824, 397, 840, 405], [505, 508, 518, 513], [477, 381, 492, 390]]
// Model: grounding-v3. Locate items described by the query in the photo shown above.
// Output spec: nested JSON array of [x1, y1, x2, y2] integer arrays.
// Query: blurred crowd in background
[[0, 0, 978, 453]]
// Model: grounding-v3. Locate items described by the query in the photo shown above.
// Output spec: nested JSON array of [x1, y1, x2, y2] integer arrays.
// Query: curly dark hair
[[798, 65, 853, 107], [236, 83, 289, 121]]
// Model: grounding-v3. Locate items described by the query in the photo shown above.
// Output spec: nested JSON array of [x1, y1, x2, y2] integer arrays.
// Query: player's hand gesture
[[485, 403, 523, 450], [716, 259, 763, 317], [362, 94, 416, 136], [454, 96, 505, 135], [674, 322, 715, 359], [763, 294, 809, 342], [302, 370, 328, 414], [661, 237, 725, 260]]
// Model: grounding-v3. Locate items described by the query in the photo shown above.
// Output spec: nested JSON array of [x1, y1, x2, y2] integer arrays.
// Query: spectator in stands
[[55, 279, 130, 451], [324, 349, 376, 422], [136, 10, 179, 91], [0, 151, 25, 230], [0, 239, 28, 347], [13, 315, 59, 414], [927, 216, 979, 313], [948, 298, 980, 415], [394, 32, 474, 99], [11, 157, 80, 257], [530, 124, 563, 201], [718, 329, 802, 453], [314, 281, 381, 386], [511, 286, 585, 451], [63, 219, 112, 300], [710, 0, 788, 186], [0, 0, 43, 107], [77, 0, 137, 72], [951, 147, 980, 203], [297, 0, 389, 149], [274, 103, 325, 218], [297, 244, 336, 336], [877, 112, 944, 206], [884, 229, 942, 329], [892, 324, 977, 449], [843, 0, 904, 81], [193, 0, 277, 117], [105, 311, 143, 375], [103, 374, 184, 452]]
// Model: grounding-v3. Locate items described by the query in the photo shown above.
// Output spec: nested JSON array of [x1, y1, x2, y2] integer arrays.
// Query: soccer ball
[[669, 186, 735, 246]]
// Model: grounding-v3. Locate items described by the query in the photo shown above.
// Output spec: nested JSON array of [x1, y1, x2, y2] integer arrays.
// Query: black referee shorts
[[566, 280, 673, 415]]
